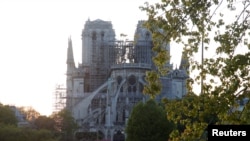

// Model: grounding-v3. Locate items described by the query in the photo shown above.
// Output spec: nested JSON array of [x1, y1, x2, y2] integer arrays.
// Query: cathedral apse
[[66, 19, 189, 141]]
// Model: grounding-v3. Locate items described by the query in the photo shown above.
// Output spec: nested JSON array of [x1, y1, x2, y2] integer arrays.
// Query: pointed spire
[[179, 51, 189, 70], [67, 36, 75, 68]]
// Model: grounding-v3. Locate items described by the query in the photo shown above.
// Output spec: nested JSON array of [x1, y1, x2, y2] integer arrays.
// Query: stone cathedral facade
[[66, 19, 189, 141]]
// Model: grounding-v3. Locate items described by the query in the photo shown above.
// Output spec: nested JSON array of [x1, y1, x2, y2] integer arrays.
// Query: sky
[[1, 0, 247, 116], [0, 0, 183, 116]]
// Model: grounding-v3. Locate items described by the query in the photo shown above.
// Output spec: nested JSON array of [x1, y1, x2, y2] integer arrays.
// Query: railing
[[111, 63, 151, 70]]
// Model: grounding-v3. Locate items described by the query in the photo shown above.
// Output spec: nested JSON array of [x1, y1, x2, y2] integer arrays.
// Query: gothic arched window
[[145, 31, 150, 40], [128, 75, 136, 86], [101, 31, 104, 41], [92, 31, 97, 40], [117, 76, 122, 85]]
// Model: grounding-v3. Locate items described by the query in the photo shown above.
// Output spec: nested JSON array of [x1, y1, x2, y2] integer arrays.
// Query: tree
[[0, 104, 17, 126], [126, 99, 174, 141], [19, 106, 41, 122], [140, 0, 250, 140], [34, 115, 56, 131], [51, 109, 77, 141], [0, 125, 59, 141]]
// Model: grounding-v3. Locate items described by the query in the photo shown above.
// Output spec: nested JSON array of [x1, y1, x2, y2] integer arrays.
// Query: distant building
[[65, 19, 189, 141], [237, 98, 249, 111]]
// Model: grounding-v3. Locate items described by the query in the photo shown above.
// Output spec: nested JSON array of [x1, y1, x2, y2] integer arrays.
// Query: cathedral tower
[[81, 19, 115, 92], [134, 20, 153, 65]]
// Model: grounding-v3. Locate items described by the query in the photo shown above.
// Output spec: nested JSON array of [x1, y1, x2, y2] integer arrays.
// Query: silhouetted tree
[[126, 99, 174, 141], [34, 115, 56, 131], [0, 104, 17, 126], [51, 109, 77, 141]]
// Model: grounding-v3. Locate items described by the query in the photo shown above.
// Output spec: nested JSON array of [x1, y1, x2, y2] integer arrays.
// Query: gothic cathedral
[[66, 19, 189, 141]]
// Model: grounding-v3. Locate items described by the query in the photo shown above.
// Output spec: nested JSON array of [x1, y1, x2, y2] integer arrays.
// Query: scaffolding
[[110, 40, 135, 64], [53, 84, 66, 112], [83, 39, 153, 93], [84, 39, 113, 93]]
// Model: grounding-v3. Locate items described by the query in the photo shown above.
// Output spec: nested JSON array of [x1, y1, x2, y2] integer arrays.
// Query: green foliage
[[0, 124, 58, 141], [163, 94, 220, 140], [51, 109, 77, 141], [140, 0, 250, 140], [34, 115, 56, 131], [0, 104, 58, 141], [126, 99, 174, 141], [240, 99, 250, 123], [143, 71, 162, 98], [0, 104, 17, 126]]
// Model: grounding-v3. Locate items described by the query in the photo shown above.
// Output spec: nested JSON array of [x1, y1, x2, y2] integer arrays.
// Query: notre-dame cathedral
[[66, 19, 189, 141]]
